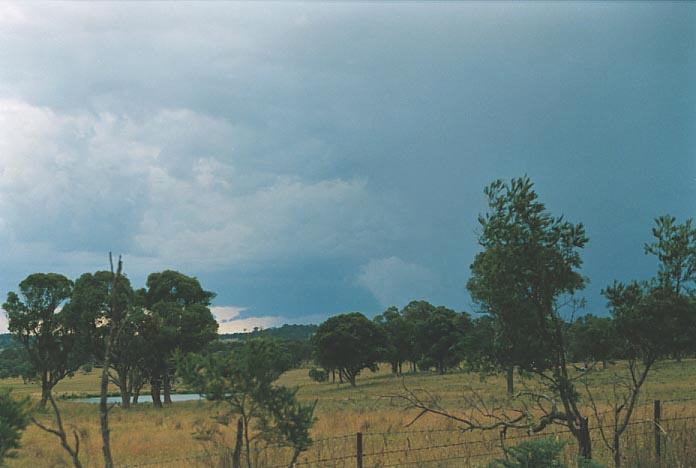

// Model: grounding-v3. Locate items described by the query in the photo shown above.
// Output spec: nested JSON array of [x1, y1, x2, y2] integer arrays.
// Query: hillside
[[220, 323, 317, 341]]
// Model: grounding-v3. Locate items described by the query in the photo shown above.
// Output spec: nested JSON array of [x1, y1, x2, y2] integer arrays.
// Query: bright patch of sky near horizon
[[0, 2, 694, 333]]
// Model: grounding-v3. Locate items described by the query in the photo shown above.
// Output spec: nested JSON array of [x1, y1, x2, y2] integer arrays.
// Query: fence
[[118, 398, 696, 467]]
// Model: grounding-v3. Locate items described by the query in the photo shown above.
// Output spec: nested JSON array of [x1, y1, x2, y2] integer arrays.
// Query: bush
[[0, 389, 29, 464], [308, 368, 328, 382], [489, 437, 566, 468], [577, 458, 606, 468]]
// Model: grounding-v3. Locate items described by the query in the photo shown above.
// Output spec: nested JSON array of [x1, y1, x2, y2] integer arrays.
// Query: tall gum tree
[[139, 270, 217, 406], [4, 273, 77, 407], [466, 176, 593, 458]]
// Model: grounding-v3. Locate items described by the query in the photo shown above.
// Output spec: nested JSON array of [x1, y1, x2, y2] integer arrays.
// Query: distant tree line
[[221, 324, 318, 342]]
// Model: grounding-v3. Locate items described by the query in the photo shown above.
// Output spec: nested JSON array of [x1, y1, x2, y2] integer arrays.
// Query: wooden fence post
[[654, 400, 661, 465], [356, 432, 363, 468]]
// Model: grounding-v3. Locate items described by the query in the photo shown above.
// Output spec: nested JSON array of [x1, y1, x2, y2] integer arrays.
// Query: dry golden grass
[[3, 359, 696, 467]]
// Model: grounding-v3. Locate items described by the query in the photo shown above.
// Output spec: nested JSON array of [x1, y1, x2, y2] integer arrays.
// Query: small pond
[[77, 393, 203, 404]]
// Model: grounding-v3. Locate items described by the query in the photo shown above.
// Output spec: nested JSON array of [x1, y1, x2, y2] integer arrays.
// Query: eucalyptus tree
[[418, 306, 470, 374], [373, 306, 411, 374], [312, 312, 383, 386], [140, 270, 218, 405], [401, 300, 436, 371], [3, 273, 78, 407], [64, 269, 138, 407], [466, 176, 593, 458], [566, 314, 617, 368]]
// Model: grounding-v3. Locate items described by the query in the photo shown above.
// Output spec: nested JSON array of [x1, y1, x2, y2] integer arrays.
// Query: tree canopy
[[312, 312, 383, 386], [3, 273, 79, 406]]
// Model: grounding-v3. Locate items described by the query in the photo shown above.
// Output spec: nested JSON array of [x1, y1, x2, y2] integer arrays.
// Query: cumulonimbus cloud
[[355, 256, 436, 308], [0, 99, 393, 275]]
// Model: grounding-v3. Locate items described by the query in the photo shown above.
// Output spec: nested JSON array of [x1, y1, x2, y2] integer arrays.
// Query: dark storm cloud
[[0, 2, 693, 331]]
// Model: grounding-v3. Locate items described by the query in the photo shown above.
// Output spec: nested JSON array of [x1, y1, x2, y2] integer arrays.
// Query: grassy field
[[3, 360, 696, 467]]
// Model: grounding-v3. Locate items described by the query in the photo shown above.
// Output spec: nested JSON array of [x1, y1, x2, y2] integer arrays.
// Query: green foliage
[[0, 334, 16, 349], [0, 347, 32, 380], [489, 437, 567, 468], [418, 306, 470, 374], [278, 339, 313, 368], [308, 368, 328, 382], [644, 215, 696, 296], [0, 389, 29, 465], [258, 386, 317, 456], [466, 176, 592, 458], [467, 176, 588, 374], [180, 338, 293, 400], [604, 216, 696, 364], [373, 306, 412, 373], [577, 457, 606, 468], [142, 270, 215, 308], [141, 270, 218, 405], [566, 314, 618, 365], [3, 273, 80, 404], [312, 312, 384, 385], [374, 301, 469, 374], [462, 315, 498, 372], [64, 270, 135, 360], [178, 338, 316, 463]]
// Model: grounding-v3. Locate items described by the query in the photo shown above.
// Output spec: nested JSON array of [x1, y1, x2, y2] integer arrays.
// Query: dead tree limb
[[31, 393, 82, 468], [99, 252, 124, 468]]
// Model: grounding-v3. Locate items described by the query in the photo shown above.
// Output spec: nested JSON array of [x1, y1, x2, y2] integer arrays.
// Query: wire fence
[[116, 398, 696, 467]]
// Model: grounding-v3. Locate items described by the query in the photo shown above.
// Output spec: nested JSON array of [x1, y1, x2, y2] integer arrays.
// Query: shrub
[[308, 368, 328, 382], [0, 389, 29, 464], [577, 458, 606, 468], [489, 437, 567, 468]]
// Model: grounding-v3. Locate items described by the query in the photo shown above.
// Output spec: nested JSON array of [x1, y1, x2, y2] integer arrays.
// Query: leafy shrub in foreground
[[0, 389, 29, 464], [489, 437, 566, 468]]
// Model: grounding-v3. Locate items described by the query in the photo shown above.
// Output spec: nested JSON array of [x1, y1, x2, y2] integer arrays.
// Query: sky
[[0, 2, 694, 333]]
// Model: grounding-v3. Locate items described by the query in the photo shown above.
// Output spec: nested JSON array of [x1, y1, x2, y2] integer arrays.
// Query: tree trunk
[[118, 372, 130, 409], [40, 373, 51, 408], [132, 371, 144, 404], [578, 416, 592, 460], [288, 448, 301, 468], [232, 417, 243, 468], [506, 367, 514, 396], [613, 431, 621, 468], [243, 415, 252, 468], [151, 378, 163, 408], [163, 373, 172, 405], [120, 392, 130, 408], [100, 335, 115, 468]]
